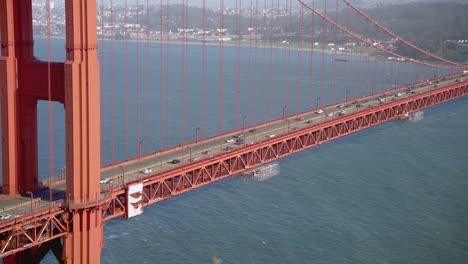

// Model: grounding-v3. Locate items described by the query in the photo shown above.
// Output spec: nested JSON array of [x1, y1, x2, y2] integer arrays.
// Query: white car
[[326, 112, 334, 117], [100, 178, 110, 184], [339, 110, 347, 116], [266, 134, 275, 138], [377, 98, 385, 103], [190, 157, 200, 161], [0, 214, 12, 221], [395, 93, 402, 97], [236, 134, 244, 138], [337, 104, 345, 108], [315, 109, 324, 114], [225, 139, 235, 143], [141, 168, 153, 174]]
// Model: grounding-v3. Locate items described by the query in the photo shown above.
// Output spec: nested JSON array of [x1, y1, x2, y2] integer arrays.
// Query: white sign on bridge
[[127, 183, 144, 218]]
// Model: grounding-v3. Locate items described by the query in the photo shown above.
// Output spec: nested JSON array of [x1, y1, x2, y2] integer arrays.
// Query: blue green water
[[4, 97, 466, 263], [97, 97, 468, 264], [1, 38, 467, 263]]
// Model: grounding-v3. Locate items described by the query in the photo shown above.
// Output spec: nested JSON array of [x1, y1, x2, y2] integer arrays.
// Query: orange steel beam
[[1, 0, 66, 196], [0, 204, 67, 261], [1, 0, 104, 262], [0, 0, 38, 195], [102, 81, 468, 221]]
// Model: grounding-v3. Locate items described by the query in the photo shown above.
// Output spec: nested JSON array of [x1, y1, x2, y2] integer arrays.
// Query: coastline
[[35, 34, 371, 57]]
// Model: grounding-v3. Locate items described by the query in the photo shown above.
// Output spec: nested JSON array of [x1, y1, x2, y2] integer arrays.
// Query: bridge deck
[[0, 73, 466, 259], [0, 73, 466, 221]]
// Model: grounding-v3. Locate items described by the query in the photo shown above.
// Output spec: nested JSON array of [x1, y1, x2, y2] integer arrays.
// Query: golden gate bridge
[[0, 0, 467, 263]]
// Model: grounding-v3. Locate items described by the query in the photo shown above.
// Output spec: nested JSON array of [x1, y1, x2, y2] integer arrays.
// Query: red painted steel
[[1, 0, 38, 196], [1, 0, 105, 262], [62, 1, 104, 263], [0, 204, 67, 260]]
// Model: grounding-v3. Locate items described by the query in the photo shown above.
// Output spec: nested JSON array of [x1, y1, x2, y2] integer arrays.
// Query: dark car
[[170, 159, 180, 164]]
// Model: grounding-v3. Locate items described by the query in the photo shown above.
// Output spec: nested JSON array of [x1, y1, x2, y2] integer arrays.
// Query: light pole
[[282, 105, 288, 119], [287, 119, 290, 132], [26, 191, 33, 212], [242, 115, 247, 133], [118, 165, 125, 185], [195, 127, 200, 144], [345, 90, 350, 103], [316, 97, 320, 109], [138, 140, 144, 160], [188, 146, 192, 161]]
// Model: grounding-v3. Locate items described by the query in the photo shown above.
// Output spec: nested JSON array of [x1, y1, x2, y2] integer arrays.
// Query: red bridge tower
[[1, 0, 103, 263]]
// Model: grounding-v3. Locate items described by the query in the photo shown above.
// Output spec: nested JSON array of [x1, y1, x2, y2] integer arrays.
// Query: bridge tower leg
[[0, 0, 38, 195], [61, 1, 103, 263]]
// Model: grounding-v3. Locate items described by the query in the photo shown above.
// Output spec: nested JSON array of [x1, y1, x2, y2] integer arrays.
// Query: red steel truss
[[102, 81, 468, 221], [0, 81, 466, 259], [0, 204, 67, 260]]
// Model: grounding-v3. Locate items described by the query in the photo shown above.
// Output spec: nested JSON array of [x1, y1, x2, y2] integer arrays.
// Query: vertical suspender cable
[[282, 2, 288, 114], [184, 0, 189, 142], [381, 32, 387, 92], [202, 0, 207, 138], [145, 0, 150, 151], [286, 0, 292, 113], [100, 0, 106, 162], [165, 0, 171, 146], [268, 0, 274, 119], [274, 0, 280, 115], [261, 0, 266, 122], [159, 0, 164, 149], [248, 0, 253, 123], [124, 0, 129, 158], [46, 0, 54, 203], [136, 0, 141, 158], [330, 0, 338, 104], [320, 0, 327, 108], [254, 0, 258, 124], [181, 2, 187, 143], [111, 0, 116, 163], [234, 0, 239, 128], [309, 1, 315, 109], [364, 20, 370, 96], [219, 0, 225, 133], [235, 0, 242, 128], [372, 28, 379, 95], [342, 3, 349, 100], [297, 4, 304, 112]]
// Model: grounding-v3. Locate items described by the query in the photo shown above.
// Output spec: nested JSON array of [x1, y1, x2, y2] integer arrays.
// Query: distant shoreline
[[35, 35, 370, 57]]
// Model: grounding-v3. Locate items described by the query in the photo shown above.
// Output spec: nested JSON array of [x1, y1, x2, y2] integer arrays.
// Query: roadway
[[98, 72, 466, 187], [0, 72, 466, 221]]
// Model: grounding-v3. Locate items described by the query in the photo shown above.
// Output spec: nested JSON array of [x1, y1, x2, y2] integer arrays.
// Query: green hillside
[[364, 3, 468, 62]]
